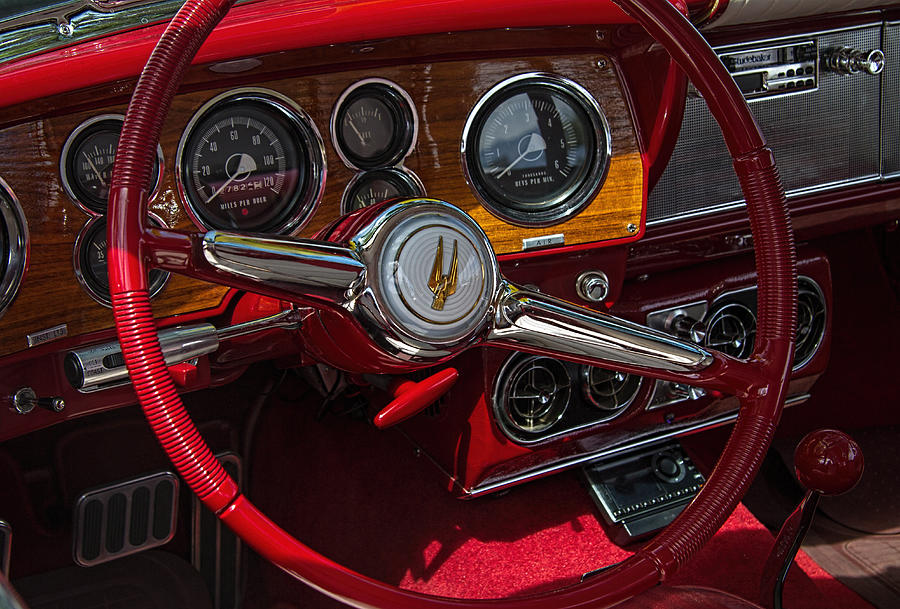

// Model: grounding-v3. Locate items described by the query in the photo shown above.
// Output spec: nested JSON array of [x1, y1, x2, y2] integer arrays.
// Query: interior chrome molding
[[0, 1, 256, 65], [0, 178, 28, 321], [464, 394, 811, 498]]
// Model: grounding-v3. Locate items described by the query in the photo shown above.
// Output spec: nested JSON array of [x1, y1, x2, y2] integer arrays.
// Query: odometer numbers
[[177, 89, 325, 233]]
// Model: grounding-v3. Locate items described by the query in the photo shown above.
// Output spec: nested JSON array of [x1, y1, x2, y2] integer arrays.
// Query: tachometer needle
[[497, 132, 546, 178], [82, 152, 107, 187], [206, 153, 257, 204]]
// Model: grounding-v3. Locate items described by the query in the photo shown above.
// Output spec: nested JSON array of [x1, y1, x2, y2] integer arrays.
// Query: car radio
[[717, 40, 818, 99]]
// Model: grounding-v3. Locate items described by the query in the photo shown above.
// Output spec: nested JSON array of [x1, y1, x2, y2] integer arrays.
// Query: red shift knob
[[794, 429, 864, 496]]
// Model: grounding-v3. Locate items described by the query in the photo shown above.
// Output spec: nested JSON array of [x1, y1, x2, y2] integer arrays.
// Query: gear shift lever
[[760, 429, 864, 609]]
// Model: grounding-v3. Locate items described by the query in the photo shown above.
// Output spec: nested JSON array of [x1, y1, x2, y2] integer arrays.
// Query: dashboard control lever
[[669, 314, 707, 344], [64, 310, 301, 392], [760, 429, 864, 609], [371, 368, 459, 429]]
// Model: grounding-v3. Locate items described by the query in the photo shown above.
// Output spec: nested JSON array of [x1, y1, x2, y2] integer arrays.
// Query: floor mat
[[243, 387, 874, 609]]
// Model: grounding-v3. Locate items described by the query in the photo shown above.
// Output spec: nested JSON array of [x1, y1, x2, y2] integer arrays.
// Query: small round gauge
[[0, 178, 28, 319], [75, 216, 168, 307], [177, 88, 325, 233], [462, 73, 611, 227], [61, 115, 163, 215], [341, 167, 425, 213], [331, 79, 417, 170]]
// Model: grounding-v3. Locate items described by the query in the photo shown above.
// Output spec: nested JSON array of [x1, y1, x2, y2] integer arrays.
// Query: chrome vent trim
[[794, 277, 827, 370], [703, 302, 757, 360], [493, 354, 643, 445], [495, 355, 571, 438], [581, 366, 642, 416]]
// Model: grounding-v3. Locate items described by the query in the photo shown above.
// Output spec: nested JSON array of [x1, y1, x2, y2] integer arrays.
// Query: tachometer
[[176, 89, 325, 233], [462, 73, 611, 227]]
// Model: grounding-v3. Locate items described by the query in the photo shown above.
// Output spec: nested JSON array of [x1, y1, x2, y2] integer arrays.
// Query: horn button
[[354, 201, 498, 345]]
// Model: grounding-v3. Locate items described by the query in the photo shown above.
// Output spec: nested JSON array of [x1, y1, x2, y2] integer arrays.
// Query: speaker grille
[[650, 24, 882, 223]]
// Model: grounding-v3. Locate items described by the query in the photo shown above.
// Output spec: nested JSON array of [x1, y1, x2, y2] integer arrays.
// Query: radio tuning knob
[[824, 47, 885, 75]]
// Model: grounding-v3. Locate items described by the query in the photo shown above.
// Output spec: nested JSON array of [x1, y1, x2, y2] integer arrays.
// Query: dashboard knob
[[794, 429, 864, 496], [669, 314, 707, 344], [576, 271, 610, 303], [824, 47, 885, 75]]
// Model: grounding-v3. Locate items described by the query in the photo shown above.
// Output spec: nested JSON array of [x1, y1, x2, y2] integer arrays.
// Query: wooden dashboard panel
[[0, 53, 642, 358]]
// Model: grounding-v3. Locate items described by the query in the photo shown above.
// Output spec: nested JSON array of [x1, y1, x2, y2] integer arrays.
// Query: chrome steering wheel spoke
[[486, 281, 759, 397]]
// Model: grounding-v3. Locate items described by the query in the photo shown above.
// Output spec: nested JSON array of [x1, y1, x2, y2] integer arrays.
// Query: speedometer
[[176, 89, 325, 233], [462, 73, 610, 227]]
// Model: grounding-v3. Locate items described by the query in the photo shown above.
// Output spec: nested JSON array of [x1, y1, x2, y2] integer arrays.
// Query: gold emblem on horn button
[[427, 236, 458, 311]]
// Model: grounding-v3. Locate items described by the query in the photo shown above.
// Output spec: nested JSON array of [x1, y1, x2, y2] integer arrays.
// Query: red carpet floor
[[244, 390, 875, 609]]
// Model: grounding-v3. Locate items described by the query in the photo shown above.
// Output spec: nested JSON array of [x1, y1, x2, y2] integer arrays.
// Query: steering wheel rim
[[107, 1, 797, 607]]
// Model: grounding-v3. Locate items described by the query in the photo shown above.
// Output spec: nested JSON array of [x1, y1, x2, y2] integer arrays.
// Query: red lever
[[373, 368, 459, 429]]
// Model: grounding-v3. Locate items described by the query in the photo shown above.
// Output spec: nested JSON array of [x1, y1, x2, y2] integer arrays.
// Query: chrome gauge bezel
[[0, 178, 28, 320], [74, 214, 170, 307], [175, 87, 326, 235], [340, 166, 425, 214], [461, 73, 612, 228], [60, 114, 164, 216], [330, 78, 418, 171]]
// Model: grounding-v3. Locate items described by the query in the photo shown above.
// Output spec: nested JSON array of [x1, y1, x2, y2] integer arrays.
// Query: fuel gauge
[[331, 79, 417, 170], [341, 167, 425, 213]]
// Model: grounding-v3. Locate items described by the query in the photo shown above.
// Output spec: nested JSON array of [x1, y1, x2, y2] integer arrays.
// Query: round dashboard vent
[[580, 366, 641, 419], [704, 302, 756, 360], [794, 277, 826, 370], [495, 355, 571, 435]]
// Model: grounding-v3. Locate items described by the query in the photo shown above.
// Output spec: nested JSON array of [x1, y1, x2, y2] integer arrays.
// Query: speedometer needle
[[82, 152, 107, 187], [206, 153, 257, 204], [497, 132, 547, 178]]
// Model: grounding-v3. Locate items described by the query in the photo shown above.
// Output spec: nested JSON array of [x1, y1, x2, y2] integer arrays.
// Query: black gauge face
[[179, 93, 324, 233], [77, 218, 167, 305], [463, 75, 610, 226], [342, 168, 424, 213], [62, 117, 161, 214], [333, 81, 416, 170]]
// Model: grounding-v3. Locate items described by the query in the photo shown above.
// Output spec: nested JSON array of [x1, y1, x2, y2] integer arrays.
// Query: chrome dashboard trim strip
[[463, 393, 811, 497], [0, 1, 257, 65], [648, 174, 881, 226]]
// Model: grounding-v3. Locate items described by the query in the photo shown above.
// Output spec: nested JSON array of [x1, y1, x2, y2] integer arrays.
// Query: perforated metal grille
[[650, 25, 882, 223], [884, 23, 900, 177]]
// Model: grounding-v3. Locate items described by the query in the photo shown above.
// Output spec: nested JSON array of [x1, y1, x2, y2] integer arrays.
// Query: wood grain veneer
[[0, 52, 643, 358]]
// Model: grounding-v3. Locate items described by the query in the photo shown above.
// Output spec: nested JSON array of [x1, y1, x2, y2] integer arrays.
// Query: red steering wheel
[[107, 0, 797, 607]]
